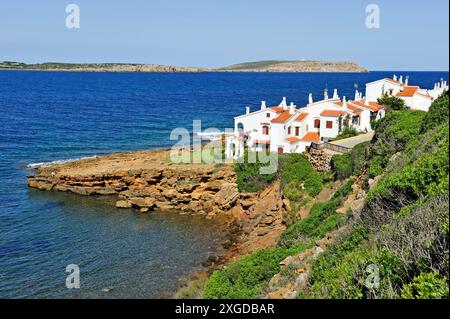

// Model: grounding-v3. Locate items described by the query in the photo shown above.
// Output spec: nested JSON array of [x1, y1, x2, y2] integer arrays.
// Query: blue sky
[[1, 0, 448, 70]]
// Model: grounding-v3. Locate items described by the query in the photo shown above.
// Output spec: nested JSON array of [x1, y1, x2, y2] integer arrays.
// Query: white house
[[225, 75, 447, 158], [365, 75, 448, 111]]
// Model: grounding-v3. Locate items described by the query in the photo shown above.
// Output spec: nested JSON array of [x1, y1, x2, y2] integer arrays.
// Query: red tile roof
[[320, 110, 346, 117], [396, 86, 419, 97], [301, 132, 320, 142], [295, 113, 308, 121], [334, 101, 361, 114], [285, 136, 301, 143], [271, 110, 295, 123], [349, 100, 379, 112]]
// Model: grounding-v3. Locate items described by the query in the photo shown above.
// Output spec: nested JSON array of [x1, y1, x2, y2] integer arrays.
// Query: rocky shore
[[27, 148, 288, 292]]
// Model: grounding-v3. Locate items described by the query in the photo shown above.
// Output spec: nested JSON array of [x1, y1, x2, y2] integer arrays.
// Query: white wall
[[366, 80, 402, 102], [320, 116, 340, 140]]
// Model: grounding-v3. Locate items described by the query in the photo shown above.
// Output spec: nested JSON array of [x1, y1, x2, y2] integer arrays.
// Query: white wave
[[26, 155, 98, 169]]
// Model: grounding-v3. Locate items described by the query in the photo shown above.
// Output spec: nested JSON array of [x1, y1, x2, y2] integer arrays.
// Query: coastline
[[27, 147, 288, 298]]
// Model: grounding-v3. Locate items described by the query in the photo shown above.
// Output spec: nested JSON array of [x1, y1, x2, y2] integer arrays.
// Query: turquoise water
[[0, 70, 447, 298]]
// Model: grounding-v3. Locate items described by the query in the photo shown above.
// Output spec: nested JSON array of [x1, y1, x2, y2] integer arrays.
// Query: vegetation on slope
[[206, 93, 449, 300], [300, 92, 449, 299]]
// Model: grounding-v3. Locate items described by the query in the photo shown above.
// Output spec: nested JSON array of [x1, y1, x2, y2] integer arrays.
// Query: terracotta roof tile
[[285, 136, 301, 143], [271, 110, 295, 123], [320, 110, 346, 117], [301, 132, 320, 142], [294, 113, 308, 121], [396, 86, 419, 97]]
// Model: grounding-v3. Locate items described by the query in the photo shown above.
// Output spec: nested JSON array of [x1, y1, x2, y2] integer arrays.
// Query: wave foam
[[26, 156, 98, 169]]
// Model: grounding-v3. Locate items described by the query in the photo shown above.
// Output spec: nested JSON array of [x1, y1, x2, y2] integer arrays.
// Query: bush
[[331, 153, 353, 180], [420, 92, 449, 133], [204, 244, 309, 299], [377, 95, 406, 111], [235, 150, 277, 192], [370, 110, 426, 160], [279, 153, 323, 197], [335, 127, 360, 140], [278, 180, 353, 248], [401, 272, 449, 299], [364, 131, 449, 228], [331, 142, 368, 180]]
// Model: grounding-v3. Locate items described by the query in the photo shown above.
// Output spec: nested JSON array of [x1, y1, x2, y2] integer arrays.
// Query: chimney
[[289, 102, 295, 115], [261, 101, 267, 110], [343, 96, 348, 110], [393, 74, 398, 81], [359, 92, 364, 100], [246, 106, 250, 114], [324, 89, 329, 100], [282, 97, 288, 110], [332, 89, 339, 99], [365, 98, 370, 106], [399, 75, 403, 84], [308, 93, 313, 104], [354, 89, 360, 101], [404, 76, 409, 86]]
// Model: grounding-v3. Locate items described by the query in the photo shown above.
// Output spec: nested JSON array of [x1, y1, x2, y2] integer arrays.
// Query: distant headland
[[0, 60, 368, 73]]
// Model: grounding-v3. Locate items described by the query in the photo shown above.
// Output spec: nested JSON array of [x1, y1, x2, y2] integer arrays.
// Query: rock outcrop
[[306, 148, 333, 172], [28, 162, 239, 218]]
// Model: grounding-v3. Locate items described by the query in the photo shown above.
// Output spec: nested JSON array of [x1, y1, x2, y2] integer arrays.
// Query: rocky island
[[1, 60, 367, 73]]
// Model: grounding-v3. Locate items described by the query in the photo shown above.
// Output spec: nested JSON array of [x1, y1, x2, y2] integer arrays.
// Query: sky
[[0, 0, 449, 70]]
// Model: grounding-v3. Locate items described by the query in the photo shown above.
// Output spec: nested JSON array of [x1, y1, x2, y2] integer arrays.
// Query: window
[[326, 121, 333, 129], [262, 125, 269, 135], [314, 119, 320, 128], [266, 113, 270, 118], [288, 126, 291, 134], [295, 127, 299, 136]]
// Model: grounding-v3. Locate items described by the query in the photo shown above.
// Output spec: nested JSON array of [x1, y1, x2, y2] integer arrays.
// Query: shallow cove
[[0, 189, 227, 298]]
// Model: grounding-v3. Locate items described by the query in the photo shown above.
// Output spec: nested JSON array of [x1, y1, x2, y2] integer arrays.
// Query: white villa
[[365, 75, 448, 111], [225, 76, 448, 158]]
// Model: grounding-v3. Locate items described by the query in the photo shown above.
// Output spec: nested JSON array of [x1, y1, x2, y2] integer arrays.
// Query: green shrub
[[377, 95, 406, 111], [278, 180, 353, 248], [235, 150, 277, 192], [420, 92, 449, 133], [401, 272, 449, 299], [371, 110, 426, 160], [364, 132, 449, 227], [331, 142, 368, 180], [335, 127, 360, 140], [367, 155, 385, 178], [204, 244, 309, 299], [331, 153, 353, 180], [279, 153, 323, 197]]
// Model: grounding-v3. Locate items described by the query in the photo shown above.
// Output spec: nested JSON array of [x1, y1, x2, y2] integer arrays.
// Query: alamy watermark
[[366, 4, 380, 29], [65, 4, 80, 29], [66, 264, 80, 289], [364, 264, 380, 289], [169, 120, 278, 175]]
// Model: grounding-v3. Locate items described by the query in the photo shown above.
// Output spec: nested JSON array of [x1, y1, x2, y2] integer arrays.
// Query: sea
[[0, 70, 447, 298]]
